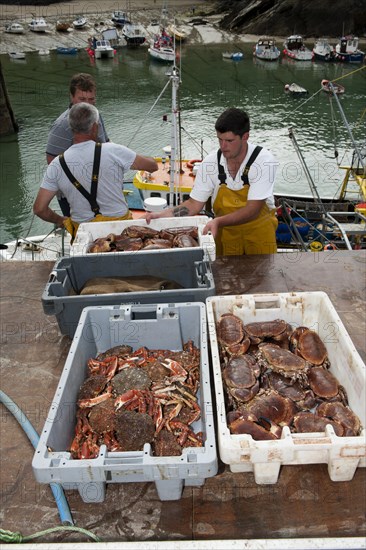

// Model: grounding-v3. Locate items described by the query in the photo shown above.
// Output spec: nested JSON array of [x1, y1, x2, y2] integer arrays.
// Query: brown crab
[[292, 411, 344, 436], [264, 371, 316, 410], [290, 327, 329, 366], [257, 342, 309, 381], [222, 354, 261, 405], [307, 366, 348, 404], [153, 429, 182, 456], [172, 234, 199, 248], [243, 319, 292, 347], [114, 410, 155, 451], [159, 226, 199, 241], [240, 389, 297, 427], [142, 238, 173, 250], [216, 313, 251, 357], [317, 401, 361, 436], [121, 225, 160, 239], [111, 367, 152, 394], [228, 410, 278, 440]]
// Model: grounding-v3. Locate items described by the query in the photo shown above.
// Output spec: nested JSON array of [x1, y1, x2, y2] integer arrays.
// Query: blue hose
[[0, 389, 74, 526]]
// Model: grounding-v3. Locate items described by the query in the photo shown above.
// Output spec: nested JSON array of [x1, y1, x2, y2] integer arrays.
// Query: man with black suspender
[[34, 103, 157, 239], [145, 108, 278, 255]]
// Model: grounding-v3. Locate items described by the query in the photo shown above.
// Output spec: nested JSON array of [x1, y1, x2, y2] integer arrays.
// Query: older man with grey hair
[[34, 102, 158, 238]]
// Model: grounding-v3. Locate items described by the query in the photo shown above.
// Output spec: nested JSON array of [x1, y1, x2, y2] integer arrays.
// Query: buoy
[[310, 241, 323, 252], [324, 242, 336, 250], [143, 197, 167, 212]]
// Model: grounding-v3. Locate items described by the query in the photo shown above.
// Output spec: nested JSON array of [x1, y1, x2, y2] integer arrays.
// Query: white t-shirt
[[41, 141, 136, 222], [190, 142, 278, 210]]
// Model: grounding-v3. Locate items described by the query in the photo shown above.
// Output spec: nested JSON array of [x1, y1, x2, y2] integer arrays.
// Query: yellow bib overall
[[213, 147, 278, 256]]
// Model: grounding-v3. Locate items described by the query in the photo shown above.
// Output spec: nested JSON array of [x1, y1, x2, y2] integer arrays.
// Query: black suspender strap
[[241, 145, 262, 185], [217, 145, 263, 186], [58, 142, 102, 216], [217, 149, 226, 185]]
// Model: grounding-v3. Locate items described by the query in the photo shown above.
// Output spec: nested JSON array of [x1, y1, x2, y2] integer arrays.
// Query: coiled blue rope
[[0, 389, 73, 526]]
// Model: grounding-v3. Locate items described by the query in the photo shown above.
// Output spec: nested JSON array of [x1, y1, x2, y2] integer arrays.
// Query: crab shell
[[241, 389, 297, 426], [243, 319, 292, 344], [228, 410, 278, 440], [257, 342, 309, 380], [265, 371, 316, 410], [121, 225, 160, 239], [217, 313, 245, 346], [290, 327, 328, 366], [317, 401, 361, 436], [307, 366, 342, 400], [292, 411, 344, 436]]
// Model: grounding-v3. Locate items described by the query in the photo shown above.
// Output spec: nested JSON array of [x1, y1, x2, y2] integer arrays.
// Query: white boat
[[28, 17, 48, 32], [222, 52, 244, 61], [321, 79, 345, 95], [73, 16, 88, 29], [94, 39, 115, 59], [8, 51, 26, 59], [5, 22, 24, 34], [122, 22, 146, 46], [284, 82, 308, 95], [253, 37, 280, 61], [148, 30, 175, 62], [38, 49, 50, 56], [283, 35, 313, 61], [312, 38, 335, 62]]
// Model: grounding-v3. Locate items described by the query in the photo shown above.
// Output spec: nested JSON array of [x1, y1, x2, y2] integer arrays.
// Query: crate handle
[[48, 270, 58, 283], [253, 295, 281, 310]]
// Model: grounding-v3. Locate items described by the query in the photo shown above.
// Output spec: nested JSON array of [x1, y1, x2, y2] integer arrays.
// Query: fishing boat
[[253, 37, 280, 61], [38, 48, 50, 56], [148, 29, 175, 62], [284, 83, 308, 95], [334, 36, 365, 64], [321, 79, 345, 94], [73, 16, 88, 29], [283, 35, 313, 61], [111, 10, 130, 26], [312, 38, 335, 61], [122, 22, 146, 46], [4, 22, 24, 34], [28, 17, 48, 32], [8, 52, 26, 60]]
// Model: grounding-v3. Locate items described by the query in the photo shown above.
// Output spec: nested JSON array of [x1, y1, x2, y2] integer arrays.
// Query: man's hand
[[202, 218, 220, 238]]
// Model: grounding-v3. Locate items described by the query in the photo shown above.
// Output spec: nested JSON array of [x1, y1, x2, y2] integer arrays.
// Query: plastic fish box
[[42, 248, 215, 338], [206, 291, 366, 484], [70, 215, 216, 261], [32, 303, 218, 502]]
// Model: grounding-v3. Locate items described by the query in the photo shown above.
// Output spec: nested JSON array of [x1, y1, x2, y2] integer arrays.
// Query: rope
[[0, 526, 101, 543]]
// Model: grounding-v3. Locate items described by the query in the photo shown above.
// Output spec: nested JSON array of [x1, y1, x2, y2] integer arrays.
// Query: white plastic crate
[[71, 216, 216, 261], [206, 292, 366, 484], [33, 303, 217, 502]]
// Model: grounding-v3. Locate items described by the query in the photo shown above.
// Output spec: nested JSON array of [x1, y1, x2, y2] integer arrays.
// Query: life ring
[[310, 241, 323, 252], [324, 242, 336, 250], [186, 159, 202, 170]]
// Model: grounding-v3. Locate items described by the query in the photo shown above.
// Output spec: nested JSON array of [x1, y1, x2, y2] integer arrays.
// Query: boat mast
[[329, 83, 365, 173], [169, 64, 180, 207]]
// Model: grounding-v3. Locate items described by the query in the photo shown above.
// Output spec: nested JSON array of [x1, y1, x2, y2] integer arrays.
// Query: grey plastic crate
[[42, 249, 215, 337], [32, 303, 218, 502]]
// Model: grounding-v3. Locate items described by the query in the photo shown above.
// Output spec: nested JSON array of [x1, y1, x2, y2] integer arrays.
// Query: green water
[[0, 42, 365, 243]]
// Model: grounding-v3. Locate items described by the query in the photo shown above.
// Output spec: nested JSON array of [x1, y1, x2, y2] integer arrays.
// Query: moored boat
[[167, 24, 187, 42], [253, 37, 280, 61], [148, 29, 175, 62], [28, 17, 48, 32], [284, 82, 308, 95], [222, 52, 244, 61], [334, 35, 365, 63], [8, 51, 26, 60], [321, 79, 345, 94], [122, 22, 146, 47], [283, 35, 313, 61], [312, 38, 335, 61], [56, 20, 70, 32], [73, 16, 88, 29], [56, 47, 78, 55], [4, 22, 24, 34], [88, 39, 115, 59], [111, 10, 130, 26]]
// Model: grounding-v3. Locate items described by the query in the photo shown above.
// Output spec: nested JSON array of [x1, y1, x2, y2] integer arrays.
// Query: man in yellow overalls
[[145, 108, 278, 255], [33, 102, 158, 240]]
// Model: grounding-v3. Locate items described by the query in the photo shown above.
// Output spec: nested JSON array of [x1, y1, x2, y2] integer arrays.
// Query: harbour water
[[0, 42, 365, 243]]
